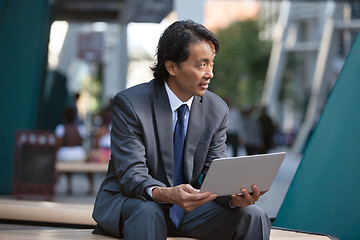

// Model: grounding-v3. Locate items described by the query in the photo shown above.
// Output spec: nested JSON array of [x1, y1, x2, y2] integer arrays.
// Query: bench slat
[[0, 229, 332, 240], [56, 162, 108, 173], [0, 199, 95, 226]]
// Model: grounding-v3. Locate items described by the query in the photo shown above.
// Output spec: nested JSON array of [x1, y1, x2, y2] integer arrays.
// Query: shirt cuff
[[229, 199, 237, 208], [146, 186, 157, 199]]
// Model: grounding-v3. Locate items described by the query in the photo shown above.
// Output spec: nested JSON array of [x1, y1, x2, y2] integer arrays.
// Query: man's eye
[[200, 62, 206, 67]]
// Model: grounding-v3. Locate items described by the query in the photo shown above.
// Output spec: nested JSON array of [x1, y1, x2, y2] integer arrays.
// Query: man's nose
[[205, 66, 214, 79]]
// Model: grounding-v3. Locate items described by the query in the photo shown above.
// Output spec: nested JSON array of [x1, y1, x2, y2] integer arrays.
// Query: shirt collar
[[165, 81, 193, 112]]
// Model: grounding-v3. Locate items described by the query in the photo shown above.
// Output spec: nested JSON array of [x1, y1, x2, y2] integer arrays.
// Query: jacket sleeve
[[110, 92, 166, 200], [202, 102, 233, 208]]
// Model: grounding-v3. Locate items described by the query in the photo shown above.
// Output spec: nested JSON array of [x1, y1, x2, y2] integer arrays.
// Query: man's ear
[[165, 60, 176, 76]]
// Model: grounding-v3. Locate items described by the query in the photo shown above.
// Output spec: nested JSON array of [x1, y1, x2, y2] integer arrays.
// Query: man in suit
[[92, 20, 271, 240]]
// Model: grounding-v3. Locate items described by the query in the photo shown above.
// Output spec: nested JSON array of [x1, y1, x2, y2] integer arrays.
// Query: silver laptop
[[200, 152, 286, 196]]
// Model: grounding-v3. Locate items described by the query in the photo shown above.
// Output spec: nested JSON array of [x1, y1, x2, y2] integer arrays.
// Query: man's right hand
[[152, 184, 217, 212]]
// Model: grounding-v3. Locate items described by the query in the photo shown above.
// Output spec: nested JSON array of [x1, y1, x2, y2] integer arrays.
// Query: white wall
[[175, 0, 204, 24]]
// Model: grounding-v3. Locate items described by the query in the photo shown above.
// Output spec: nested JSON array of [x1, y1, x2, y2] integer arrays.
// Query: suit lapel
[[153, 80, 205, 185], [183, 96, 204, 183], [153, 81, 174, 186]]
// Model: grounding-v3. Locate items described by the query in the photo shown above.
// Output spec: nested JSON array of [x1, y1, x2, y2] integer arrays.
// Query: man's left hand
[[230, 185, 266, 207]]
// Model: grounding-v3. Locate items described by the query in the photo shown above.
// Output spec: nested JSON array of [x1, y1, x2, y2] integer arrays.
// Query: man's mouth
[[199, 81, 210, 89]]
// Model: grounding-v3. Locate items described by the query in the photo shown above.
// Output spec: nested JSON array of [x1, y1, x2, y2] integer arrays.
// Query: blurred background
[[1, 0, 359, 204]]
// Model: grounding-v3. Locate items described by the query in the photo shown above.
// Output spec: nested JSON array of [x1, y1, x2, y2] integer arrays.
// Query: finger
[[180, 185, 213, 200], [189, 194, 216, 207], [231, 194, 249, 208], [181, 196, 211, 211], [189, 191, 215, 201], [251, 185, 261, 201], [238, 188, 252, 205], [180, 184, 198, 193], [184, 194, 217, 211]]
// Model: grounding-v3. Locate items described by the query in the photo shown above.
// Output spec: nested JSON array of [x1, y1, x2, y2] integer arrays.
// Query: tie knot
[[177, 104, 187, 120]]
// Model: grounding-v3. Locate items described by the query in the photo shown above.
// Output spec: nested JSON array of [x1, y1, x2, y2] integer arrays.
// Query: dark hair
[[151, 20, 219, 81], [63, 107, 76, 124]]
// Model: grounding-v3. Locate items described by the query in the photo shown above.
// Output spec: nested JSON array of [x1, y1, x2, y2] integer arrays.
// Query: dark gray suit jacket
[[92, 79, 229, 237]]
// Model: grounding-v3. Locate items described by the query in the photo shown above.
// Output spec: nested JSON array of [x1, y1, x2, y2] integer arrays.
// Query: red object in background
[[13, 130, 59, 200]]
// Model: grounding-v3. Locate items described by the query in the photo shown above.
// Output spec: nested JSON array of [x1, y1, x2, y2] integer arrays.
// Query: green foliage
[[211, 20, 270, 108], [80, 63, 104, 114]]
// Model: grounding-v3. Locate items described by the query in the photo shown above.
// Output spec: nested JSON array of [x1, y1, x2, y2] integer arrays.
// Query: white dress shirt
[[165, 81, 193, 133]]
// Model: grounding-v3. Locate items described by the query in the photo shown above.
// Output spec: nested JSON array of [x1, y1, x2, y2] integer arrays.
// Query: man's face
[[166, 41, 216, 102]]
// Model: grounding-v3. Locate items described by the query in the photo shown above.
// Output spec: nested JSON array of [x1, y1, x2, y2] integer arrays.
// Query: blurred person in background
[[89, 99, 112, 163], [242, 107, 263, 155], [55, 106, 86, 162], [55, 106, 87, 194], [258, 107, 275, 154], [225, 98, 246, 157]]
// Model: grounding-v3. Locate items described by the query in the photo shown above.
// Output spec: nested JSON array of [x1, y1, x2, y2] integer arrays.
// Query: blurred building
[[259, 1, 360, 152], [0, 0, 174, 193], [203, 0, 260, 32]]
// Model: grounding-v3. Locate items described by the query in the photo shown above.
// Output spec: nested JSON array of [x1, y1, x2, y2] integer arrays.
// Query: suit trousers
[[120, 197, 271, 240]]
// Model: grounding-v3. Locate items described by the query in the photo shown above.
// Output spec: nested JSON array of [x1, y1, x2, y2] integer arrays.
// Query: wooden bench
[[0, 199, 334, 239], [0, 228, 333, 239], [0, 199, 95, 227], [55, 162, 108, 195]]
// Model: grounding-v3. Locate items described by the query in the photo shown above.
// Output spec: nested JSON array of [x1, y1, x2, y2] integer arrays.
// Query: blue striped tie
[[169, 104, 187, 228]]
